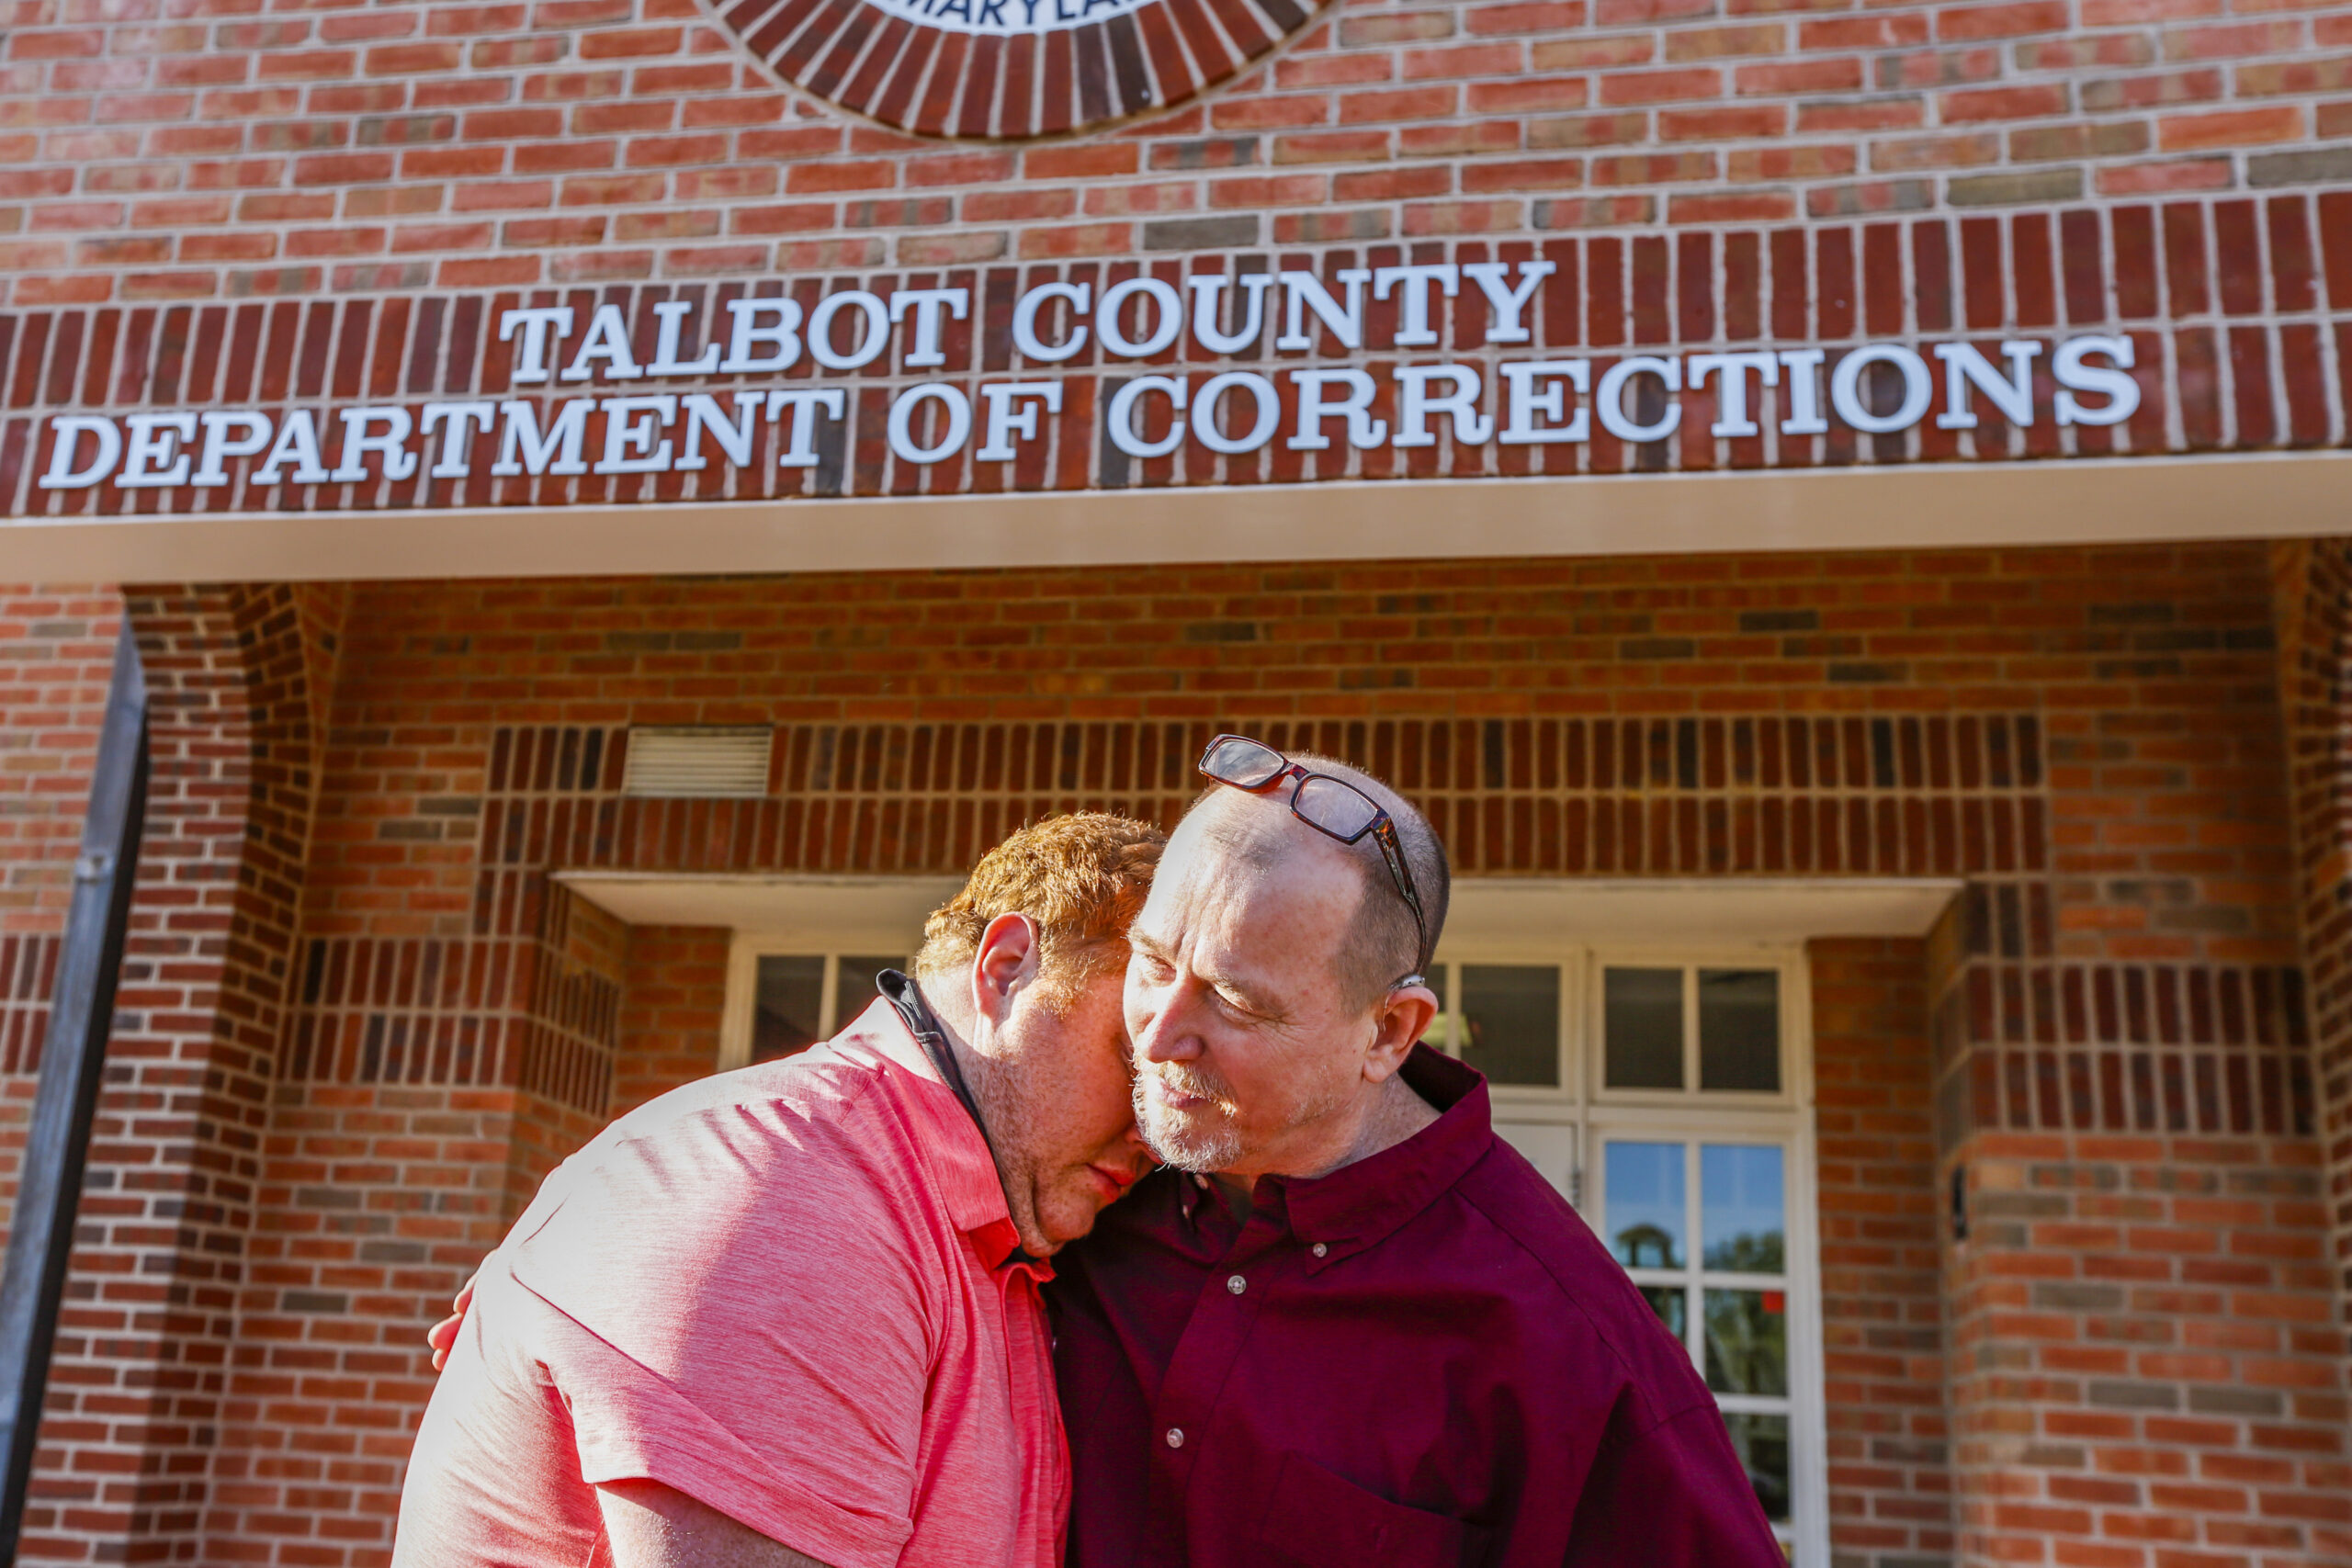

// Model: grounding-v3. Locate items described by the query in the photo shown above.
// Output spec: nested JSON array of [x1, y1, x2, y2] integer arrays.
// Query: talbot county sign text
[[38, 264, 2143, 493]]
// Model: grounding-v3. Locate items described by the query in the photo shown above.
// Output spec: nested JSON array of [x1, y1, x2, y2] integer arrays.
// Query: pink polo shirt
[[392, 998, 1065, 1568]]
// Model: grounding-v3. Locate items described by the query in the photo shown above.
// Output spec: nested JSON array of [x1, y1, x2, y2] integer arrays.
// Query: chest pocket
[[1251, 1452, 1482, 1568]]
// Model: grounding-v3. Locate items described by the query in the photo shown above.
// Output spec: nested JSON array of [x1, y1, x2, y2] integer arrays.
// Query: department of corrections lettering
[[31, 265, 2144, 493]]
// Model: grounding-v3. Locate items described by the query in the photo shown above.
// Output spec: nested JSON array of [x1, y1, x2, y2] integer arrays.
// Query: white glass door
[[1597, 1133, 1802, 1554]]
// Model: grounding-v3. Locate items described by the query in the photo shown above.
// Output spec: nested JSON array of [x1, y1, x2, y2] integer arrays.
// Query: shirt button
[[1226, 1274, 1247, 1295], [1312, 1243, 1328, 1258], [1165, 1427, 1185, 1450]]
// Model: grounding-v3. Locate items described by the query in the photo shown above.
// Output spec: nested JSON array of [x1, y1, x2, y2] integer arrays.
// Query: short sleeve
[[1561, 1400, 1789, 1568], [506, 1093, 941, 1568]]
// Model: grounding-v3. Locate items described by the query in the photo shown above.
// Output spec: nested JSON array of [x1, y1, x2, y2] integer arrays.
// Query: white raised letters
[[254, 410, 331, 485], [1108, 376, 1187, 458], [119, 412, 197, 488], [562, 305, 643, 383], [420, 402, 496, 478], [1394, 364, 1491, 447], [2053, 335, 2140, 426], [888, 382, 970, 464], [1463, 261, 1555, 345], [649, 300, 724, 377], [722, 297, 805, 375], [195, 411, 276, 485], [1934, 340, 2041, 430], [48, 281, 2153, 498], [492, 399, 592, 477], [1499, 359, 1589, 445], [977, 381, 1062, 461], [767, 389, 846, 468], [1097, 277, 1183, 359], [809, 291, 890, 371], [1596, 356, 1681, 445], [1687, 352, 1779, 439], [1193, 371, 1281, 455], [499, 307, 574, 383], [1277, 270, 1371, 353], [1187, 273, 1272, 355], [1012, 281, 1091, 364], [333, 406, 420, 482], [1374, 265, 1460, 348], [38, 416, 123, 490], [1830, 344, 1934, 436], [675, 392, 763, 470], [890, 288, 971, 369], [596, 395, 676, 474]]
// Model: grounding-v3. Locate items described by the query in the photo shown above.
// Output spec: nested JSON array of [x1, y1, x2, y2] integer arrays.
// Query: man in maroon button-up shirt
[[1049, 746, 1788, 1568]]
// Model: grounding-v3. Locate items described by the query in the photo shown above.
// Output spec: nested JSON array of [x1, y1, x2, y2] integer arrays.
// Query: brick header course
[[5, 197, 2350, 516]]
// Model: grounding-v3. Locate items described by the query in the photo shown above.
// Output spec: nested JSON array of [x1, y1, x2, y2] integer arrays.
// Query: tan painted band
[[6, 450, 2345, 583]]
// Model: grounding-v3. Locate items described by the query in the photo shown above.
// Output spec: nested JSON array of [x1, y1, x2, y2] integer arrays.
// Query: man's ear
[[969, 912, 1044, 1034], [1363, 981, 1440, 1083]]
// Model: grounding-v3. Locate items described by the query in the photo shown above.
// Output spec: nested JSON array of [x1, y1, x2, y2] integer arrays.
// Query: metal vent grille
[[622, 727, 774, 798]]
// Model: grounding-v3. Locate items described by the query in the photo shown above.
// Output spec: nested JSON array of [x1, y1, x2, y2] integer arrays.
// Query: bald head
[[1126, 750, 1451, 1179], [1185, 752, 1449, 1009]]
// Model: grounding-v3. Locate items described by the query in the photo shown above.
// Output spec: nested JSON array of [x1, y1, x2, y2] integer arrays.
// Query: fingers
[[424, 1272, 480, 1372]]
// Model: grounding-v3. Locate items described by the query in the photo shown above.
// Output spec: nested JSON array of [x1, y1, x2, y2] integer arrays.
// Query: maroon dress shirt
[[1048, 1046, 1788, 1568]]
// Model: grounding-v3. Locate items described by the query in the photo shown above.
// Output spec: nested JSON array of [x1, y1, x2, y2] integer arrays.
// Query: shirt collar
[[1276, 1045, 1495, 1269], [836, 981, 1043, 1277]]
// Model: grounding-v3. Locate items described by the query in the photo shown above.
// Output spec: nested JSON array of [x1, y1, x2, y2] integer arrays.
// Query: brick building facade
[[0, 0, 2349, 1560]]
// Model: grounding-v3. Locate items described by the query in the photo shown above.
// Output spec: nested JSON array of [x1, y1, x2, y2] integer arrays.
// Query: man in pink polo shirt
[[393, 813, 1163, 1568]]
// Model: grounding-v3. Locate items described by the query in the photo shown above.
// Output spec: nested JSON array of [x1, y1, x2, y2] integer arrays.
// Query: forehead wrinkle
[[1154, 792, 1368, 1010]]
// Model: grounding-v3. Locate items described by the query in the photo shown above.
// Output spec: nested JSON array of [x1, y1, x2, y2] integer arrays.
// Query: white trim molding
[[1438, 876, 1962, 953], [553, 871, 960, 946], [2, 450, 2344, 583]]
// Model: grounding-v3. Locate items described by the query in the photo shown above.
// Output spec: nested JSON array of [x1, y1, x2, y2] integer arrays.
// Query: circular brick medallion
[[709, 0, 1319, 139]]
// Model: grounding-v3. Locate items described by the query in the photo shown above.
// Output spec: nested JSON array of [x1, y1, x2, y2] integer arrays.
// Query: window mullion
[[1685, 1138, 1703, 1375], [1683, 964, 1700, 1095]]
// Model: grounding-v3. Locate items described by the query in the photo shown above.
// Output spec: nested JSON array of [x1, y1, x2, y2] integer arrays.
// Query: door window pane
[[833, 955, 901, 1035], [1604, 967, 1683, 1089], [1460, 964, 1560, 1088], [753, 955, 826, 1063], [1699, 969, 1781, 1092], [1721, 1412, 1792, 1523], [1604, 1141, 1685, 1269], [1639, 1284, 1688, 1338], [1703, 1289, 1788, 1396], [1701, 1145, 1786, 1272]]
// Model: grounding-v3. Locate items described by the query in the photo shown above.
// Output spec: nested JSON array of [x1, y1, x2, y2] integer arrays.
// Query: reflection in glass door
[[1433, 959, 1577, 1198], [1601, 1137, 1795, 1543], [751, 952, 907, 1062]]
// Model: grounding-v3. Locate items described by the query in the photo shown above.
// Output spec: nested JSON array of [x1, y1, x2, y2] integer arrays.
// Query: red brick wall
[[173, 540, 2318, 1568], [1917, 534, 2348, 1567], [613, 924, 729, 1115], [1941, 1131, 2344, 1568], [1811, 935, 1955, 1567], [210, 1081, 564, 1563], [17, 586, 344, 1565], [2272, 537, 2352, 1359], [4, 193, 2345, 516], [0, 589, 119, 933], [4, 0, 2352, 301], [0, 542, 2337, 1565], [0, 586, 117, 1249], [0, 586, 116, 1556]]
